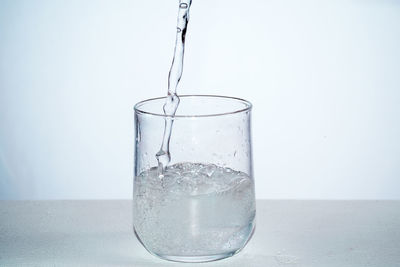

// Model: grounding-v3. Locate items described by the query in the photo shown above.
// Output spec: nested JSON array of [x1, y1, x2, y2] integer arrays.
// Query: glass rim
[[134, 94, 252, 118]]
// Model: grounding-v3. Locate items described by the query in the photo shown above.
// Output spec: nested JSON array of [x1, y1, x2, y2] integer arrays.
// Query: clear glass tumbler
[[133, 95, 256, 263]]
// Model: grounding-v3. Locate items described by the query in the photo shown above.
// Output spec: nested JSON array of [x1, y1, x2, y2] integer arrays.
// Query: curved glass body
[[133, 95, 256, 263]]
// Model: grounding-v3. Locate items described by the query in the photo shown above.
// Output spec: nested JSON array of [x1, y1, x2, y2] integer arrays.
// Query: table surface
[[0, 200, 399, 267]]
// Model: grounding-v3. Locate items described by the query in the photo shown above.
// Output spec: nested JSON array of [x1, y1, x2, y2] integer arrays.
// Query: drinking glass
[[133, 95, 256, 263]]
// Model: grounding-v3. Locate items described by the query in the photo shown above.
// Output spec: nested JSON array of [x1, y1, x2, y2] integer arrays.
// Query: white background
[[1, 0, 399, 200]]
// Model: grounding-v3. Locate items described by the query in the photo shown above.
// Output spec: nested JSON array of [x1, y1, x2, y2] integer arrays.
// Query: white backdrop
[[1, 0, 399, 200]]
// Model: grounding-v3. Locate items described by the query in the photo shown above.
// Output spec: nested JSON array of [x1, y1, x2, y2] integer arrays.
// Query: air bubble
[[177, 27, 182, 33], [180, 3, 188, 9]]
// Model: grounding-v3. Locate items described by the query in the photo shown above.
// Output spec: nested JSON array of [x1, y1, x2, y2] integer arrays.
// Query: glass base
[[134, 224, 256, 263], [153, 251, 239, 263]]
